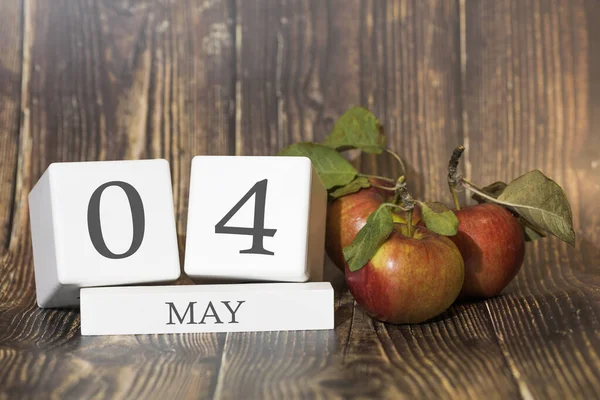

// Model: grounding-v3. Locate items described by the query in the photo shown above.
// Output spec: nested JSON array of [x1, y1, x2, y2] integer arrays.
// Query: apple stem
[[392, 176, 417, 237], [406, 209, 414, 237], [450, 187, 461, 210], [447, 145, 466, 210]]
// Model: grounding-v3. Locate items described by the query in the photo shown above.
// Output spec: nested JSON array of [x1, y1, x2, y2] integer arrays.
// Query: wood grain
[[0, 0, 599, 398], [356, 0, 465, 205], [462, 0, 600, 397], [1, 0, 232, 398], [0, 1, 22, 252]]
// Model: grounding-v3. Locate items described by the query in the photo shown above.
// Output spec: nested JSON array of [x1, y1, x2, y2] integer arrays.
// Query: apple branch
[[393, 176, 417, 237], [447, 145, 465, 210]]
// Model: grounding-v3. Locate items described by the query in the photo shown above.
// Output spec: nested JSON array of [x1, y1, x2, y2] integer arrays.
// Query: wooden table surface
[[1, 1, 599, 399]]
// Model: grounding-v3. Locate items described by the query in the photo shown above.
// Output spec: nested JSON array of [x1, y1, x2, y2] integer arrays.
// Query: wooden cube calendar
[[29, 159, 181, 308], [184, 156, 327, 283]]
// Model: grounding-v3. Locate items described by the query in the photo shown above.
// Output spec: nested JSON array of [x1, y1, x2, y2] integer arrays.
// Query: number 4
[[215, 179, 277, 255]]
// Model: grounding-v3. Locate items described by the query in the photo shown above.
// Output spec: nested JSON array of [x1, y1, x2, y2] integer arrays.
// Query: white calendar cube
[[184, 156, 327, 283], [29, 159, 181, 308], [80, 282, 334, 335]]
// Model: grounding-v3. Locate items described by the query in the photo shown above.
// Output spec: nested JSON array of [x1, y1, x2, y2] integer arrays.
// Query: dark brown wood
[[0, 0, 22, 253], [0, 0, 599, 398], [1, 0, 232, 397], [462, 0, 600, 397]]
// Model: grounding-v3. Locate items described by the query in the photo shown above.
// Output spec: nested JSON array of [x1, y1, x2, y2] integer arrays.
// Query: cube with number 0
[[29, 159, 181, 308], [184, 156, 327, 283]]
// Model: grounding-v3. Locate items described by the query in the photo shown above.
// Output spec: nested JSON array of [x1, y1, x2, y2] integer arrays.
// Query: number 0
[[215, 179, 277, 255], [87, 181, 145, 259]]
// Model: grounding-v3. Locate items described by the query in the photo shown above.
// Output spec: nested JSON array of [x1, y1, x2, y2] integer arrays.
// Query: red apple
[[326, 181, 421, 271], [326, 184, 385, 270], [450, 203, 525, 298], [345, 225, 465, 324]]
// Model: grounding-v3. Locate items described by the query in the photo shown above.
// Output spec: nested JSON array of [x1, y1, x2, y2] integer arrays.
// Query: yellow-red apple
[[345, 225, 464, 324]]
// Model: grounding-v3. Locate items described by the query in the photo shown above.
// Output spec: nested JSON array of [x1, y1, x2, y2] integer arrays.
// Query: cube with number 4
[[184, 156, 327, 283], [29, 159, 181, 308]]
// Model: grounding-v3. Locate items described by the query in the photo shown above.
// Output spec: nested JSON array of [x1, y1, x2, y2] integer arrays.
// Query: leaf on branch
[[471, 180, 546, 241], [418, 201, 459, 236], [343, 206, 394, 272], [329, 176, 371, 199], [322, 107, 386, 154], [278, 142, 357, 189], [496, 170, 575, 245]]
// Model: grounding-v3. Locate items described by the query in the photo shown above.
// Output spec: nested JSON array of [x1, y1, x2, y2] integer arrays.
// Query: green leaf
[[343, 206, 394, 272], [322, 107, 386, 154], [418, 201, 459, 236], [278, 142, 357, 189], [329, 176, 371, 199], [496, 170, 575, 245]]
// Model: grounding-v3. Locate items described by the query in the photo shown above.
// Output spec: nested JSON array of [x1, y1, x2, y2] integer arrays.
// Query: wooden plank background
[[0, 0, 599, 398]]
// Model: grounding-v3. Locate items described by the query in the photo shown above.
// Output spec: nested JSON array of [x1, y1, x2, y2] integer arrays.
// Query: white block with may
[[29, 159, 181, 308], [184, 156, 327, 283], [80, 282, 334, 335]]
